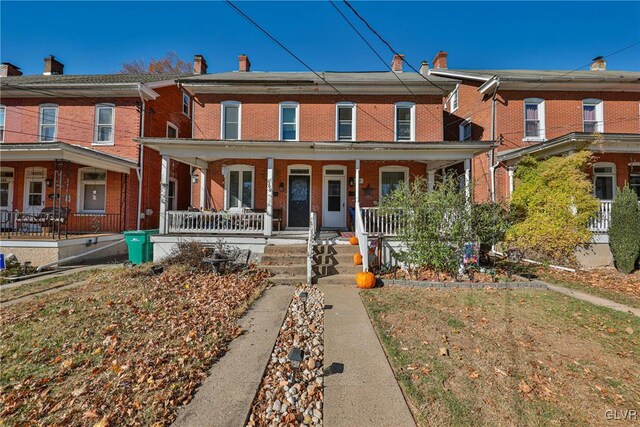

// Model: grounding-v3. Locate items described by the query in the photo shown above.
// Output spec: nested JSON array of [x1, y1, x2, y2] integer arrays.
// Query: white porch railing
[[306, 212, 317, 284], [361, 207, 405, 236], [354, 204, 369, 272], [588, 201, 612, 233], [166, 210, 266, 234]]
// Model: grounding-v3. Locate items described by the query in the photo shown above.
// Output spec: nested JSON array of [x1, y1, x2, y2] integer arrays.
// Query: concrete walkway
[[319, 284, 416, 427], [172, 285, 293, 427], [541, 281, 640, 317]]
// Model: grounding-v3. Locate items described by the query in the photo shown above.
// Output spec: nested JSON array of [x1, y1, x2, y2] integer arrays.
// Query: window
[[395, 102, 415, 142], [380, 166, 409, 200], [39, 104, 58, 142], [0, 168, 14, 209], [630, 164, 640, 199], [167, 122, 178, 138], [280, 102, 299, 141], [0, 105, 5, 142], [182, 94, 190, 117], [225, 165, 254, 210], [94, 104, 114, 144], [450, 85, 459, 112], [168, 179, 178, 210], [583, 99, 604, 133], [459, 119, 472, 141], [593, 162, 616, 200], [221, 101, 241, 140], [336, 102, 355, 141], [78, 168, 107, 212], [524, 98, 545, 141]]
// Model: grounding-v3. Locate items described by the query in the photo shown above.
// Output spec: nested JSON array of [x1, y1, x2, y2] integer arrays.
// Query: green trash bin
[[124, 229, 159, 264]]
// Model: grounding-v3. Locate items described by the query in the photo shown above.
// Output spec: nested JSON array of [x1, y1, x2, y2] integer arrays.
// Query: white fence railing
[[306, 212, 317, 284], [588, 201, 612, 233], [361, 207, 405, 236], [167, 211, 266, 234]]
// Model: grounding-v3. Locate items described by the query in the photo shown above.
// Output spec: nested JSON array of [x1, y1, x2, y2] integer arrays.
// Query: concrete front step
[[314, 264, 362, 276], [268, 275, 307, 285], [315, 274, 357, 285], [264, 244, 308, 255], [260, 254, 308, 264], [314, 244, 359, 255], [261, 265, 307, 276]]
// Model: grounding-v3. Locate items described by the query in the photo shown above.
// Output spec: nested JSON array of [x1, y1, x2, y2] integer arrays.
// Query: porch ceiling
[[138, 138, 495, 165], [0, 142, 137, 174]]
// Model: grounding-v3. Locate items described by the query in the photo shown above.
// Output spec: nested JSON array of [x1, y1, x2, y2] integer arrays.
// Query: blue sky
[[1, 1, 639, 75]]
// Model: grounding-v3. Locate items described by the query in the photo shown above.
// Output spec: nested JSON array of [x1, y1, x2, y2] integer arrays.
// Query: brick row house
[[0, 56, 192, 264], [141, 54, 493, 265], [429, 52, 640, 266]]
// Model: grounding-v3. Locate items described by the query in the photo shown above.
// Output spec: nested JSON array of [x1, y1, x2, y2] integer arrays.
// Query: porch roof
[[137, 138, 495, 169], [0, 142, 137, 174], [497, 132, 640, 165]]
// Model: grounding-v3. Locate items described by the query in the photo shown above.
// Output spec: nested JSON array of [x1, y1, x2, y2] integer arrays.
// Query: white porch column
[[508, 166, 516, 199], [427, 170, 436, 191], [490, 165, 496, 202], [464, 159, 471, 204], [355, 159, 361, 207], [199, 168, 207, 210], [265, 157, 274, 236], [159, 154, 170, 234]]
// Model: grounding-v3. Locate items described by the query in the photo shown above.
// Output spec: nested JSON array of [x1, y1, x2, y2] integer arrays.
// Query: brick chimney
[[43, 55, 64, 75], [1, 63, 22, 77], [194, 55, 207, 75], [432, 51, 448, 69], [590, 56, 606, 71], [419, 60, 429, 76], [238, 54, 251, 72], [391, 54, 404, 72]]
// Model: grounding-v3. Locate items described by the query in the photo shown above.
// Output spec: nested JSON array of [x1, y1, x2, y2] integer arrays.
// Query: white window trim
[[523, 98, 545, 142], [38, 103, 58, 142], [77, 167, 107, 213], [223, 164, 255, 211], [592, 162, 616, 201], [220, 101, 242, 140], [379, 165, 409, 202], [166, 122, 179, 138], [449, 85, 459, 113], [583, 98, 604, 133], [0, 104, 5, 143], [394, 102, 415, 142], [23, 167, 47, 210], [168, 178, 178, 210], [93, 103, 115, 145], [182, 93, 191, 117], [0, 166, 15, 210], [459, 118, 472, 141], [335, 102, 356, 142], [279, 102, 300, 142]]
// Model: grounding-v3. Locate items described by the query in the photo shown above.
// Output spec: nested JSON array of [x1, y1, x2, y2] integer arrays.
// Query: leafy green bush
[[506, 151, 600, 265], [609, 186, 640, 273]]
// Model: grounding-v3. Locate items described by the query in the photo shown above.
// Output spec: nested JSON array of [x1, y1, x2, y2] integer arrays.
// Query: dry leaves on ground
[[0, 265, 270, 426], [538, 267, 640, 300]]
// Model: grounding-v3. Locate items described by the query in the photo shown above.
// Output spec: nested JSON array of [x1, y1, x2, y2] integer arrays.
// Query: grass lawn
[[0, 268, 104, 303], [0, 264, 270, 426], [362, 287, 640, 426]]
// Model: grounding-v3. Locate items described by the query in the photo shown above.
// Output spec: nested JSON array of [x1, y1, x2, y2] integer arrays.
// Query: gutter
[[136, 84, 146, 230]]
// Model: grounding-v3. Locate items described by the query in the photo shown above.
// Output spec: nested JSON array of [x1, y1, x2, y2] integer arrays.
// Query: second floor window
[[450, 86, 459, 112], [221, 101, 241, 140], [583, 99, 603, 133], [94, 104, 114, 144], [280, 102, 299, 141], [395, 103, 415, 142], [183, 94, 190, 117], [167, 122, 178, 138], [524, 98, 545, 140], [336, 103, 355, 141], [39, 104, 58, 142], [0, 105, 5, 142], [460, 119, 472, 141]]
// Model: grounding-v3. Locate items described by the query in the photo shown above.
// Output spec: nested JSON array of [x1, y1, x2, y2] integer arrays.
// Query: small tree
[[120, 51, 191, 74], [379, 174, 509, 276], [609, 186, 640, 273], [506, 151, 600, 264]]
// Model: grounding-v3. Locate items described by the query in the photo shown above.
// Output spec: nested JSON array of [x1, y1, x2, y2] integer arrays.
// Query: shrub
[[609, 186, 640, 273], [506, 151, 600, 265]]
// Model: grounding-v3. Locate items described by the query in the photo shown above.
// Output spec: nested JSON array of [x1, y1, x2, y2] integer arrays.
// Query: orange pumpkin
[[353, 253, 363, 265], [349, 236, 359, 245], [356, 271, 376, 289]]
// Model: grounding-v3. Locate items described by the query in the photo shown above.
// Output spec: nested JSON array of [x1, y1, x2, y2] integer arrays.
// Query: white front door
[[323, 167, 346, 229], [0, 180, 13, 230], [24, 178, 46, 214]]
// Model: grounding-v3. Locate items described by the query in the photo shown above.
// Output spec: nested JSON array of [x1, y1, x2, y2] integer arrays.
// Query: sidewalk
[[172, 285, 292, 427], [319, 283, 415, 427], [541, 281, 640, 317]]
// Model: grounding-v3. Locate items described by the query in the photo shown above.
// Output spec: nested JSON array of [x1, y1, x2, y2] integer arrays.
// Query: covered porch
[[139, 138, 494, 238]]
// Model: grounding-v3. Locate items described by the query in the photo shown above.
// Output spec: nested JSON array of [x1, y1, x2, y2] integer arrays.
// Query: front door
[[24, 178, 45, 214], [323, 169, 346, 229], [0, 173, 14, 230], [288, 174, 310, 228]]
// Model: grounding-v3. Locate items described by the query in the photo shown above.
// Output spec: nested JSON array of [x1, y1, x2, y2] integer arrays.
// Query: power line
[[223, 0, 397, 138]]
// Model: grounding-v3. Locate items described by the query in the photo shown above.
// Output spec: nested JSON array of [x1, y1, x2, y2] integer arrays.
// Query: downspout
[[136, 84, 146, 230], [489, 79, 499, 202]]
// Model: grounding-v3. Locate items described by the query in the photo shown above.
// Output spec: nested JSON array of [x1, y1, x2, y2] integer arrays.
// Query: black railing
[[0, 211, 123, 239]]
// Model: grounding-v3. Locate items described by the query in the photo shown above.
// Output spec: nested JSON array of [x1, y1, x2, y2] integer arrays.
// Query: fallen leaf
[[625, 327, 634, 335], [519, 379, 532, 394], [94, 416, 109, 427]]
